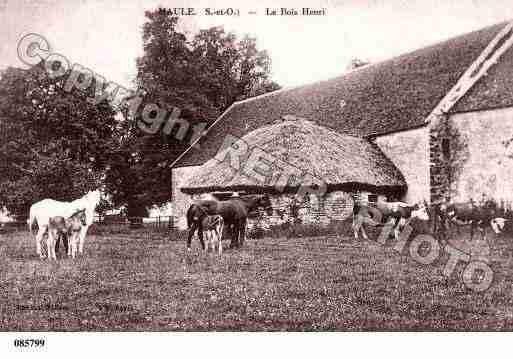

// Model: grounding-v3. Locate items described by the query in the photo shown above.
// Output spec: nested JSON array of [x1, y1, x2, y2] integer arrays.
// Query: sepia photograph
[[1, 0, 513, 354]]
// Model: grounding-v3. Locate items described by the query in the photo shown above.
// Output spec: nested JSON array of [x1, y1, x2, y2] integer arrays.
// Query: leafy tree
[[106, 8, 280, 210], [0, 64, 117, 218]]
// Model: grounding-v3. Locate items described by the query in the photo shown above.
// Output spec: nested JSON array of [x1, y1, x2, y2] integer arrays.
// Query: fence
[[0, 215, 178, 235], [94, 215, 175, 229]]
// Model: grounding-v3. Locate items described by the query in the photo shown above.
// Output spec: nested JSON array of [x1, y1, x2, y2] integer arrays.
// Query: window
[[368, 194, 378, 203], [442, 138, 451, 160]]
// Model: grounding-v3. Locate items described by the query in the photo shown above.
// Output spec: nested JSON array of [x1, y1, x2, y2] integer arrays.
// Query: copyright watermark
[[353, 206, 494, 293]]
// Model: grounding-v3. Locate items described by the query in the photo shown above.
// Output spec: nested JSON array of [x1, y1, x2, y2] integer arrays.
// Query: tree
[[0, 64, 117, 218], [106, 8, 280, 210]]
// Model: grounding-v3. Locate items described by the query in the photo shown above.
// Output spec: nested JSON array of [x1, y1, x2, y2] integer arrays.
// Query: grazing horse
[[186, 195, 272, 250], [28, 190, 101, 258], [47, 210, 87, 260], [353, 200, 429, 241], [441, 201, 506, 241]]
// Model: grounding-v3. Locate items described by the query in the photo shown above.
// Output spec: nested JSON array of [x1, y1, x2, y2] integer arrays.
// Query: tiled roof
[[177, 22, 508, 167]]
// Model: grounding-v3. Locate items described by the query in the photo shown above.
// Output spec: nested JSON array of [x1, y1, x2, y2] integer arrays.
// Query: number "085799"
[[13, 339, 45, 348]]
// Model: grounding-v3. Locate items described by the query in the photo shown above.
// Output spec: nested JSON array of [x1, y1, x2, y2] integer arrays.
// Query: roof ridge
[[426, 20, 513, 126], [230, 20, 512, 108], [174, 20, 512, 168]]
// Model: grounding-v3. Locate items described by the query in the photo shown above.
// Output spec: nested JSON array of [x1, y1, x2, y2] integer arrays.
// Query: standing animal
[[28, 190, 101, 258], [440, 201, 506, 241], [46, 210, 87, 260], [185, 194, 272, 250], [353, 200, 429, 241], [202, 215, 224, 255]]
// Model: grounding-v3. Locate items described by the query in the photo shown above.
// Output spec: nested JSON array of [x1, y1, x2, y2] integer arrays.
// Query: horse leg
[[393, 218, 402, 241], [198, 222, 206, 251], [217, 228, 223, 255], [35, 226, 46, 258], [353, 224, 360, 240], [230, 222, 240, 249], [356, 215, 370, 240], [69, 233, 75, 259], [63, 233, 69, 257], [360, 224, 369, 240], [187, 222, 197, 250], [210, 231, 215, 253], [46, 230, 55, 260], [239, 219, 247, 247], [204, 230, 210, 253], [55, 233, 60, 255], [352, 216, 359, 240], [79, 224, 91, 255]]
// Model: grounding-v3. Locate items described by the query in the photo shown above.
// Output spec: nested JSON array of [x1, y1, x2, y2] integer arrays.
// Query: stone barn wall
[[374, 127, 430, 204], [186, 190, 354, 231], [172, 178, 354, 231], [171, 165, 201, 230], [447, 107, 513, 204], [250, 190, 354, 230], [220, 191, 354, 230]]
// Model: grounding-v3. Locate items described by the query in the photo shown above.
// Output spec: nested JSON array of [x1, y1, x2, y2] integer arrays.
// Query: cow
[[353, 200, 429, 241], [440, 200, 507, 241]]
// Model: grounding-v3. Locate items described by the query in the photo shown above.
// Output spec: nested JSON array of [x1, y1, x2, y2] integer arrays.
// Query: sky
[[0, 0, 511, 89]]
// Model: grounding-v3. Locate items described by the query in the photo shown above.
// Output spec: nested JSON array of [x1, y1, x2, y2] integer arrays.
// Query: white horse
[[28, 190, 101, 259]]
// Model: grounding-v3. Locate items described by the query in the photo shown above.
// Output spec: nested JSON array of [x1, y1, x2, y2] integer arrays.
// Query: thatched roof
[[177, 22, 509, 167], [181, 118, 406, 194]]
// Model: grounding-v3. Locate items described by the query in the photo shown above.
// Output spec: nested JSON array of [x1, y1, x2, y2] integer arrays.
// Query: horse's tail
[[186, 205, 194, 229]]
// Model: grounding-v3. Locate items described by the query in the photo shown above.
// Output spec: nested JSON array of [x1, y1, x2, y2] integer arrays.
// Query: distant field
[[1, 228, 513, 331]]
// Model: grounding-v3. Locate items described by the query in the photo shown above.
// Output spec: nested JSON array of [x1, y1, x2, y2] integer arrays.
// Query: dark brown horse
[[186, 195, 272, 250]]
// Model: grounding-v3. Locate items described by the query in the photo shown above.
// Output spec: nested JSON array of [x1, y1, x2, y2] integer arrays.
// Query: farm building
[[171, 21, 513, 229], [180, 117, 405, 228]]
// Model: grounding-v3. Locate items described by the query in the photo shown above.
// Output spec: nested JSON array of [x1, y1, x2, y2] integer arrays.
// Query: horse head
[[70, 209, 87, 226]]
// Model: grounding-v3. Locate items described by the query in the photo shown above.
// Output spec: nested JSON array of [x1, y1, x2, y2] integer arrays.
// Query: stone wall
[[241, 191, 354, 230], [447, 107, 513, 204], [185, 190, 354, 231], [171, 165, 201, 229], [375, 127, 430, 204], [428, 114, 452, 204]]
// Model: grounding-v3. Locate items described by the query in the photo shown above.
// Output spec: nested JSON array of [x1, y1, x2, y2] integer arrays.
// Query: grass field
[[1, 228, 513, 331]]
